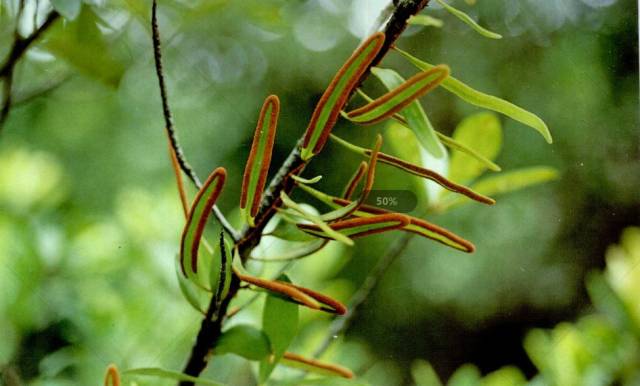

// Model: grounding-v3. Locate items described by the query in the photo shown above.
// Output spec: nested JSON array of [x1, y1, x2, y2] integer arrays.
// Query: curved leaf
[[175, 255, 207, 314], [282, 352, 354, 379], [298, 213, 410, 240], [330, 134, 494, 205], [215, 325, 271, 360], [343, 161, 368, 200], [345, 65, 449, 126], [409, 14, 444, 28], [123, 367, 224, 386], [370, 67, 446, 158], [241, 95, 280, 227], [396, 47, 552, 143], [434, 0, 502, 39], [251, 239, 328, 262], [104, 364, 120, 386], [301, 33, 385, 160], [179, 167, 227, 276]]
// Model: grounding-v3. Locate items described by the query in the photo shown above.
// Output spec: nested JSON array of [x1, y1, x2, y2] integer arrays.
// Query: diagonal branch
[[178, 1, 432, 384], [151, 0, 239, 241], [0, 5, 60, 133]]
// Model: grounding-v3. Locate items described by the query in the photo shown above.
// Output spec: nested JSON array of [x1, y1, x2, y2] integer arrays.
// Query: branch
[[0, 5, 60, 133], [178, 0, 432, 383], [151, 0, 240, 241], [313, 232, 415, 358]]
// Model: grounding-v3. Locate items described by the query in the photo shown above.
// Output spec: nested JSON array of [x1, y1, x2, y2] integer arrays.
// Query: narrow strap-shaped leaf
[[343, 161, 367, 200], [104, 364, 120, 386], [280, 191, 354, 246], [213, 232, 230, 307], [241, 95, 280, 227], [439, 166, 559, 211], [330, 134, 495, 205], [395, 47, 552, 143], [180, 167, 227, 276], [409, 14, 444, 28], [345, 65, 449, 125], [298, 184, 476, 253], [357, 91, 501, 170], [291, 174, 323, 184], [370, 67, 445, 158], [282, 352, 354, 379], [235, 271, 346, 314], [300, 32, 385, 160], [250, 239, 328, 262], [298, 213, 410, 240], [123, 368, 224, 386], [434, 0, 502, 39]]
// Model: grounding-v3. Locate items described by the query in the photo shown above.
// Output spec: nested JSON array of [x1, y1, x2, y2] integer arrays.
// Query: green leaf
[[123, 367, 225, 386], [251, 239, 327, 262], [269, 214, 318, 242], [280, 191, 354, 246], [241, 95, 280, 227], [44, 7, 125, 86], [179, 168, 226, 277], [448, 112, 502, 184], [434, 0, 502, 39], [345, 66, 449, 126], [411, 360, 443, 386], [301, 33, 385, 160], [175, 255, 206, 314], [436, 131, 501, 172], [371, 67, 446, 158], [260, 283, 299, 382], [215, 324, 271, 360], [298, 213, 409, 240], [439, 167, 559, 211], [275, 378, 370, 386], [409, 14, 444, 28], [396, 47, 552, 144], [586, 272, 637, 333], [447, 364, 482, 386], [50, 0, 81, 20]]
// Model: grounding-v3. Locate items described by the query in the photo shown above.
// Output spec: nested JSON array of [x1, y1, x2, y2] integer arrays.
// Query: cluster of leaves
[[108, 2, 560, 385], [411, 227, 640, 386]]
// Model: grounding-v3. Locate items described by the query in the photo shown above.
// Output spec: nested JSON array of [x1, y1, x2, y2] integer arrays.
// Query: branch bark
[[177, 0, 431, 383], [0, 7, 60, 133]]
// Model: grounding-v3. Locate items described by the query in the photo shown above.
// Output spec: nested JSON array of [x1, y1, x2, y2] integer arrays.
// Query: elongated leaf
[[449, 112, 502, 184], [260, 284, 299, 382], [215, 324, 271, 360], [409, 14, 444, 28], [412, 360, 443, 386], [437, 131, 501, 172], [281, 352, 354, 379], [440, 167, 559, 211], [180, 167, 227, 276], [270, 213, 318, 242], [298, 213, 409, 240], [251, 239, 328, 262], [104, 364, 120, 386], [212, 233, 232, 304], [241, 95, 280, 227], [291, 175, 323, 184], [395, 47, 552, 143], [301, 33, 385, 160], [330, 134, 494, 205], [298, 184, 475, 253], [371, 67, 445, 158], [345, 66, 449, 125], [343, 161, 367, 199], [175, 255, 207, 314], [435, 0, 502, 39], [123, 367, 224, 386], [280, 191, 354, 246]]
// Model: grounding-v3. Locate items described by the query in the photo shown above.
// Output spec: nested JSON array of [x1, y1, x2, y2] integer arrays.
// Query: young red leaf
[[343, 161, 367, 200], [298, 213, 410, 240], [180, 167, 227, 276], [300, 32, 385, 160], [345, 65, 449, 125], [241, 95, 280, 226], [104, 364, 120, 386], [282, 352, 354, 379]]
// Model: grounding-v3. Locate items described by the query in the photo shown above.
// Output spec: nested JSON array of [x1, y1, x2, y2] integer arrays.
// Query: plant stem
[[177, 1, 431, 383]]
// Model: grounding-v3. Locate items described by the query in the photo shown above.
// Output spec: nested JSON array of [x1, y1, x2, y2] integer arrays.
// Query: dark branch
[[0, 6, 60, 132], [178, 1, 432, 383], [151, 0, 240, 241]]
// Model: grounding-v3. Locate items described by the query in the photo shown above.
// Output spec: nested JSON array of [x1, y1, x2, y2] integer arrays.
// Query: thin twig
[[151, 0, 239, 241], [313, 232, 415, 358], [0, 6, 59, 133]]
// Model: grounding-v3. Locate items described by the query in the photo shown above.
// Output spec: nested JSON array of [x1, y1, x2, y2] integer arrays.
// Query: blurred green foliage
[[0, 0, 638, 385]]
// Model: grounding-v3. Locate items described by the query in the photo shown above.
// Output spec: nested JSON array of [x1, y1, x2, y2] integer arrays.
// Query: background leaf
[[124, 367, 224, 386], [215, 324, 271, 360], [50, 0, 82, 20]]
